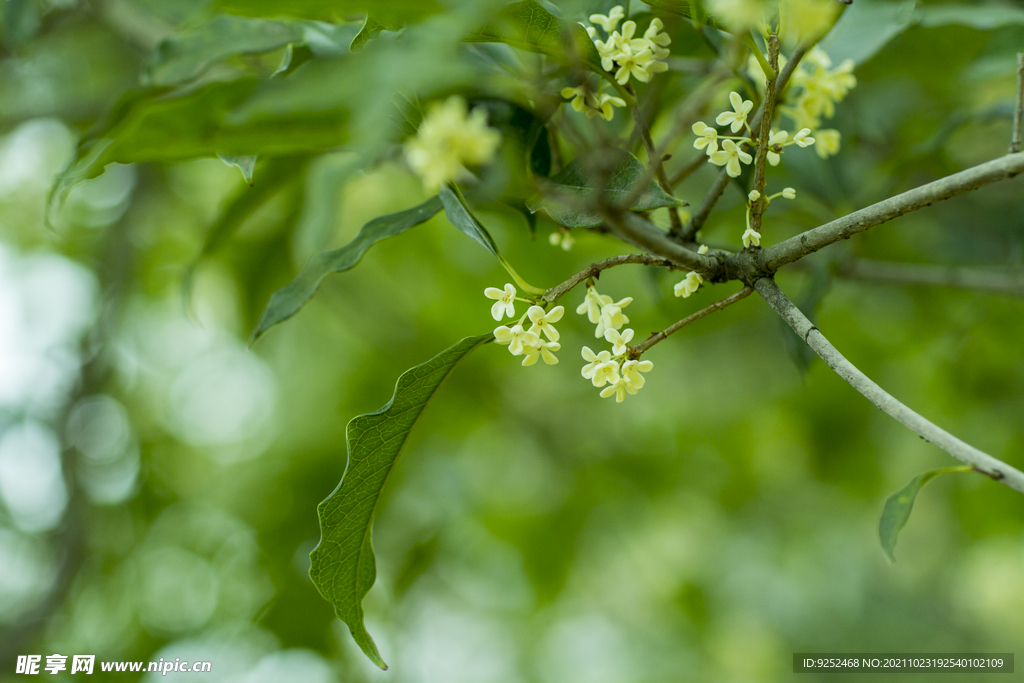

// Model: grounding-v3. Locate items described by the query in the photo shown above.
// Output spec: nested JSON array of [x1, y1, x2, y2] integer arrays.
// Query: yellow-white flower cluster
[[576, 284, 653, 402], [405, 96, 502, 191], [749, 47, 854, 159], [486, 283, 564, 366], [587, 8, 671, 86]]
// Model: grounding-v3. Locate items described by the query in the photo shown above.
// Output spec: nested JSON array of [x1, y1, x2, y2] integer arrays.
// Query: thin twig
[[1012, 52, 1023, 154], [677, 40, 813, 242], [541, 253, 681, 303], [628, 286, 753, 358], [834, 259, 1024, 296], [748, 34, 780, 238], [758, 153, 1024, 272], [755, 277, 1024, 496]]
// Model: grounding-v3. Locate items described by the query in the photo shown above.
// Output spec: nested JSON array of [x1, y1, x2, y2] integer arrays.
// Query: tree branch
[[754, 277, 1024, 496], [834, 259, 1024, 296], [758, 153, 1024, 272], [541, 253, 681, 303], [628, 286, 752, 358], [605, 212, 720, 278], [1012, 52, 1023, 154]]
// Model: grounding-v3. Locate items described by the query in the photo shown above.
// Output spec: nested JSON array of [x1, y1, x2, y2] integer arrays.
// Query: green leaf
[[309, 333, 493, 670], [250, 196, 443, 344], [819, 0, 917, 66], [145, 15, 304, 86], [439, 184, 500, 257], [350, 15, 386, 52], [878, 466, 972, 563], [47, 79, 349, 225], [532, 150, 685, 228], [465, 0, 603, 72], [916, 4, 1024, 30]]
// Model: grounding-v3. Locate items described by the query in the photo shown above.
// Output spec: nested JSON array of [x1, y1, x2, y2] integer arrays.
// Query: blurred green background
[[1, 0, 1023, 681]]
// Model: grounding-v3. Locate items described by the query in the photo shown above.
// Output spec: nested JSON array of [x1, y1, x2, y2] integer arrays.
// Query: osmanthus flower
[[766, 130, 788, 166], [484, 283, 517, 321], [404, 96, 501, 191], [600, 377, 629, 403], [560, 85, 626, 121], [577, 287, 612, 324], [814, 129, 841, 159], [604, 327, 634, 357], [715, 91, 753, 133], [591, 357, 621, 388], [522, 339, 560, 366], [595, 297, 633, 338], [620, 359, 654, 392], [643, 18, 672, 60], [581, 346, 614, 382], [611, 40, 653, 85], [589, 5, 625, 32], [673, 271, 703, 298], [494, 324, 538, 356], [782, 187, 796, 199], [691, 121, 719, 156], [742, 227, 761, 248], [527, 305, 564, 342], [709, 139, 752, 178], [793, 128, 815, 147]]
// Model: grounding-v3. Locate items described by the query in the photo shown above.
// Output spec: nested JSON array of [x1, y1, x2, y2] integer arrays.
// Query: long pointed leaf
[[250, 195, 443, 344], [309, 334, 493, 669], [878, 466, 972, 563]]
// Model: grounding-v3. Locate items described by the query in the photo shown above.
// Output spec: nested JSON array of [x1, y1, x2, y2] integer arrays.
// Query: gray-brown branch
[[755, 277, 1024, 496]]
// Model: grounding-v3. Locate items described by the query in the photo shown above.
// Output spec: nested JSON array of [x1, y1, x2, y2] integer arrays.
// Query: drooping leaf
[[309, 333, 493, 669], [645, 0, 727, 31], [218, 153, 259, 185], [439, 184, 500, 257], [532, 150, 685, 228], [250, 196, 443, 344], [465, 0, 603, 72], [818, 0, 917, 66], [145, 15, 304, 86], [878, 466, 972, 563], [916, 4, 1024, 30]]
